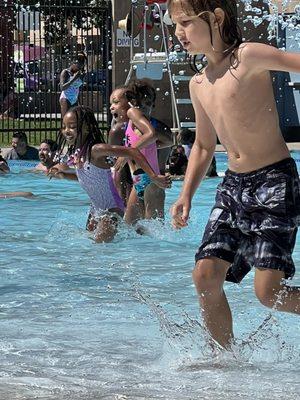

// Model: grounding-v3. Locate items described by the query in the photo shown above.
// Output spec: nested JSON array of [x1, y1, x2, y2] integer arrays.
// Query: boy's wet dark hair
[[167, 0, 242, 72], [125, 79, 156, 109], [57, 106, 106, 162]]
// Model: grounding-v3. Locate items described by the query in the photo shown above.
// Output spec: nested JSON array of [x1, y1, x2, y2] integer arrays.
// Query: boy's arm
[[242, 42, 300, 74], [171, 78, 217, 229]]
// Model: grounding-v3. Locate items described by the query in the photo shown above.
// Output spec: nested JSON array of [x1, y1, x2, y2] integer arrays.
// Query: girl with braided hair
[[51, 105, 171, 242]]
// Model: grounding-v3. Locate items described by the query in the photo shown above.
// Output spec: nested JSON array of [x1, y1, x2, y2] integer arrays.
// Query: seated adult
[[177, 128, 195, 159], [168, 145, 188, 176], [177, 128, 218, 177], [151, 117, 173, 174], [34, 139, 59, 173], [4, 132, 39, 160]]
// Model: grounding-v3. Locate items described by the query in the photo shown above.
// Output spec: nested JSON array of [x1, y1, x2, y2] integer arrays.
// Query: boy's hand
[[170, 196, 191, 229], [151, 173, 172, 189]]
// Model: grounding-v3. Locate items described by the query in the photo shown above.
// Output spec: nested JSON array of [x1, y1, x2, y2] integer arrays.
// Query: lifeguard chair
[[118, 1, 195, 134]]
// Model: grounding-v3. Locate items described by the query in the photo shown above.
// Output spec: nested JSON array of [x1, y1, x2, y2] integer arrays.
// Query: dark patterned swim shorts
[[195, 158, 300, 283]]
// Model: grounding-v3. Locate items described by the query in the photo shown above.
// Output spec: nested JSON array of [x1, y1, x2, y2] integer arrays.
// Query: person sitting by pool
[[4, 132, 39, 161], [50, 105, 171, 243], [168, 145, 188, 176], [177, 128, 195, 160], [177, 128, 218, 177], [35, 139, 61, 173], [0, 147, 35, 197]]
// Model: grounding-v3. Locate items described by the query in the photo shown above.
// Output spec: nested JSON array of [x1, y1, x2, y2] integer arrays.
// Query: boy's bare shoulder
[[237, 41, 274, 61]]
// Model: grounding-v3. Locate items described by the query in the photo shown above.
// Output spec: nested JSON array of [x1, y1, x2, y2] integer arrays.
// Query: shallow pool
[[0, 153, 299, 399]]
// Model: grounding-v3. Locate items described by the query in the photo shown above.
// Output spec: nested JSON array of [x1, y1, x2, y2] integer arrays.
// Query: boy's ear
[[213, 7, 225, 27]]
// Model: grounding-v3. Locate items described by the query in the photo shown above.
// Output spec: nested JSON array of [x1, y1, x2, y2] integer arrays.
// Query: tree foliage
[[14, 0, 111, 52]]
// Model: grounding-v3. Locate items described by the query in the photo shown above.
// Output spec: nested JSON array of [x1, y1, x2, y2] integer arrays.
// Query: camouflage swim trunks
[[195, 157, 300, 283]]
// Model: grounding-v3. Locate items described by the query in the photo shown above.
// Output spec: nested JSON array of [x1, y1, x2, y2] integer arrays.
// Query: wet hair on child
[[73, 52, 87, 67], [125, 79, 156, 109], [167, 0, 243, 73], [57, 106, 106, 162]]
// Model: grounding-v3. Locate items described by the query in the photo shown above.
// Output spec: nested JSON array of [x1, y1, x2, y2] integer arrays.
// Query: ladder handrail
[[153, 3, 180, 134]]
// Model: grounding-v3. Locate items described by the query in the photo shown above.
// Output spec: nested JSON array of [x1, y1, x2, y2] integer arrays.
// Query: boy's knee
[[255, 285, 280, 308], [192, 258, 226, 293]]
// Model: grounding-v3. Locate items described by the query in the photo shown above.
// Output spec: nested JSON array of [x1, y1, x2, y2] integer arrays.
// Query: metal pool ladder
[[124, 2, 195, 136]]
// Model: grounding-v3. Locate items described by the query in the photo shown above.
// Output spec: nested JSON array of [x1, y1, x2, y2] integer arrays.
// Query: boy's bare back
[[192, 42, 290, 173]]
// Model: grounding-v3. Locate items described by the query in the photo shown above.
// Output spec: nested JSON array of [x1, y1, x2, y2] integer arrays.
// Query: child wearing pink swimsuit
[[125, 120, 160, 199]]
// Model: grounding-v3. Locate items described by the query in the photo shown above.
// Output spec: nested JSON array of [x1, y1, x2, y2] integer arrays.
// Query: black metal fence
[[0, 0, 112, 144]]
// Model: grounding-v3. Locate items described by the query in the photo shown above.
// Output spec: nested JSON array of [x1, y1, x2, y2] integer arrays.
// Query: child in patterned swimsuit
[[59, 53, 86, 118], [52, 106, 171, 243]]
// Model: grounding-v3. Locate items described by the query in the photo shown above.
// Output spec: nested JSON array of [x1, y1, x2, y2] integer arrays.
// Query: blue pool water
[[0, 153, 299, 400]]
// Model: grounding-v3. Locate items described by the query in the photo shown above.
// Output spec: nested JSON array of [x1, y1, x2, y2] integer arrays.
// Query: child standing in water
[[59, 53, 86, 118], [109, 84, 173, 208], [114, 80, 173, 225], [53, 106, 170, 243], [168, 0, 300, 349], [108, 86, 133, 204]]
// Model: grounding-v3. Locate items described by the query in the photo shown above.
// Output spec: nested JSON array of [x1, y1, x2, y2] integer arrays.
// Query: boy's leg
[[254, 268, 300, 313], [143, 183, 165, 219], [193, 256, 233, 349]]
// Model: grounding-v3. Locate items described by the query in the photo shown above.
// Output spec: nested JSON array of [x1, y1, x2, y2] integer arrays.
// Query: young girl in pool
[[168, 0, 300, 349], [52, 105, 171, 243], [113, 80, 173, 225]]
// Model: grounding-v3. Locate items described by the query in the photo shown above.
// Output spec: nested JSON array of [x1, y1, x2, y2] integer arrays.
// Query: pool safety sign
[[117, 29, 140, 47]]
